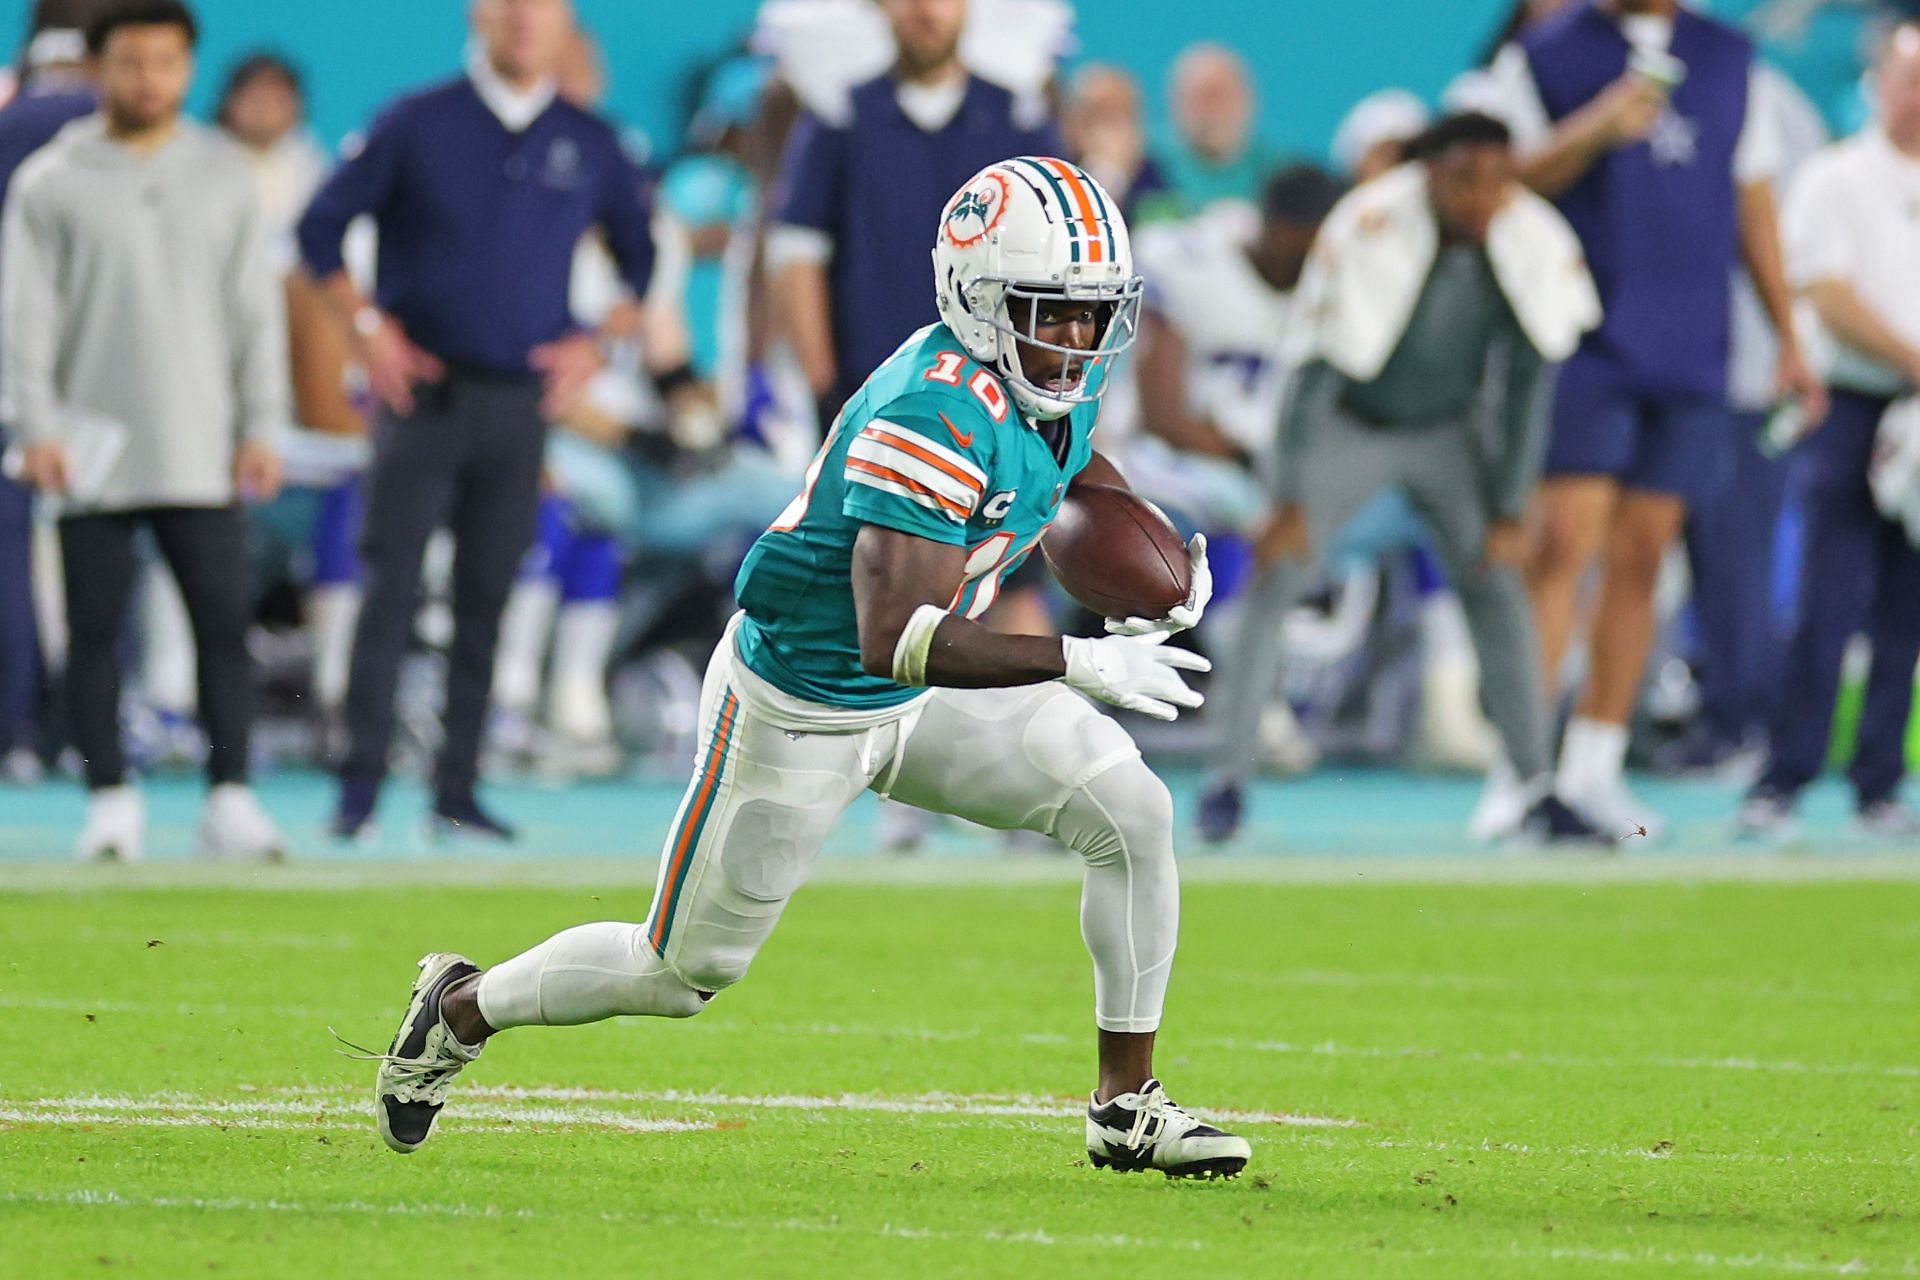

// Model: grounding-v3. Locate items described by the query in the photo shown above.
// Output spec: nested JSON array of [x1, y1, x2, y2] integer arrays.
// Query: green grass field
[[3, 863, 1916, 1278]]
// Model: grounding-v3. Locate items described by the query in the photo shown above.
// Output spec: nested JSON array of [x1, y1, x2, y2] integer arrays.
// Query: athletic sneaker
[[429, 795, 517, 844], [1854, 799, 1920, 842], [1516, 794, 1609, 847], [197, 784, 290, 860], [1733, 793, 1799, 846], [1086, 1078, 1251, 1179], [75, 785, 145, 862], [1467, 760, 1528, 845], [337, 952, 484, 1154], [1195, 781, 1243, 845], [330, 778, 379, 842]]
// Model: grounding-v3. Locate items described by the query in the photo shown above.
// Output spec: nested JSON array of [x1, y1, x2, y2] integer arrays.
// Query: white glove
[[1062, 631, 1211, 721], [1105, 533, 1213, 637]]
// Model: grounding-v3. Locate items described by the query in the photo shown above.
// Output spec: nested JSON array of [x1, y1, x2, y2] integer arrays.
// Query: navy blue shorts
[[1543, 353, 1733, 503]]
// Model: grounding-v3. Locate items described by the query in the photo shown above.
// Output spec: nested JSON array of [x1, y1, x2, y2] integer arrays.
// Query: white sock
[[475, 921, 709, 1028], [547, 601, 618, 740], [308, 584, 361, 712], [491, 579, 560, 714], [1420, 590, 1477, 666], [1557, 716, 1628, 795]]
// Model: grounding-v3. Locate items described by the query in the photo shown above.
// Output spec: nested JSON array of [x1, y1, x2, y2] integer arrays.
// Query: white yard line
[[0, 1189, 1209, 1252], [0, 1095, 709, 1134], [1222, 1036, 1920, 1081], [4, 1190, 1909, 1273], [399, 1083, 1354, 1128]]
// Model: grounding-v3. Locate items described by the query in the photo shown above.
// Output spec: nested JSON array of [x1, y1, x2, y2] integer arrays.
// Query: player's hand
[[1253, 503, 1311, 568], [17, 440, 70, 495], [1775, 343, 1829, 430], [1062, 631, 1211, 722], [1481, 517, 1528, 570], [234, 440, 283, 503], [358, 312, 444, 416], [532, 333, 606, 423], [1106, 533, 1213, 636]]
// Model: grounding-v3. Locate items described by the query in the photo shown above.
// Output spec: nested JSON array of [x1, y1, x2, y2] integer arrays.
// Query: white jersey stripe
[[848, 436, 982, 511], [862, 420, 988, 491]]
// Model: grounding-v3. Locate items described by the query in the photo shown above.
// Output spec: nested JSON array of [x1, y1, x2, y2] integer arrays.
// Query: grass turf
[[1, 872, 1915, 1278]]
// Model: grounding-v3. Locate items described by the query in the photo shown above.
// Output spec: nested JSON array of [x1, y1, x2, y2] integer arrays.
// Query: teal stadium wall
[[0, 1, 1865, 164], [0, 0, 1518, 161]]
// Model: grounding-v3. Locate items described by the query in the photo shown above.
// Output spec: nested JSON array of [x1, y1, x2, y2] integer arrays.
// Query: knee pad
[[1061, 756, 1175, 869]]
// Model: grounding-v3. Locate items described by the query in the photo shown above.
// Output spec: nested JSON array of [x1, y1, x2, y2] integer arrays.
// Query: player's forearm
[[921, 616, 1068, 687]]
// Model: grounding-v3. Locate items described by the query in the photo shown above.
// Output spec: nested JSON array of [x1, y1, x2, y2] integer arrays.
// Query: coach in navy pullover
[[0, 13, 99, 776], [300, 0, 655, 841], [295, 56, 652, 374]]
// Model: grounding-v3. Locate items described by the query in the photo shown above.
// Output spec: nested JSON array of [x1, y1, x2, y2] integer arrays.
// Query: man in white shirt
[[1737, 23, 1920, 841]]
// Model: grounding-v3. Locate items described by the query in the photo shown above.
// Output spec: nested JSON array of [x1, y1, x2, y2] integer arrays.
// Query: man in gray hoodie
[[2, 0, 288, 861]]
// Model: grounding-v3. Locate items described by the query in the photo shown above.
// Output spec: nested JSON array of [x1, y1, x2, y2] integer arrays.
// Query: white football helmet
[[932, 156, 1144, 421]]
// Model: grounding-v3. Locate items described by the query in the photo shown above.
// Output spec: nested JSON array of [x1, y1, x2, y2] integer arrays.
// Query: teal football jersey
[[735, 324, 1101, 709]]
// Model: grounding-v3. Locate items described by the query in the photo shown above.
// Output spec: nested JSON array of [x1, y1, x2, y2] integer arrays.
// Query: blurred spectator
[[1666, 63, 1829, 774], [1129, 165, 1342, 525], [2, 0, 289, 860], [768, 0, 1059, 419], [0, 0, 110, 786], [297, 0, 656, 841], [1198, 114, 1603, 846], [216, 52, 325, 249], [1738, 22, 1920, 841], [1143, 42, 1282, 231], [1332, 88, 1430, 182], [1062, 62, 1167, 218], [1482, 0, 1825, 837]]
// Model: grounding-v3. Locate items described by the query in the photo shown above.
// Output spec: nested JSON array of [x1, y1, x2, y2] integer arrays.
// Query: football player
[[346, 157, 1250, 1180]]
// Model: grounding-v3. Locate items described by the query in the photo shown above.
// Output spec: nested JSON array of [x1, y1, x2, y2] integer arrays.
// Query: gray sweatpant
[[1210, 411, 1550, 785]]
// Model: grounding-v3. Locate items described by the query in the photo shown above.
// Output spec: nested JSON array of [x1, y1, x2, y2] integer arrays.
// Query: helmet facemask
[[963, 274, 1143, 421]]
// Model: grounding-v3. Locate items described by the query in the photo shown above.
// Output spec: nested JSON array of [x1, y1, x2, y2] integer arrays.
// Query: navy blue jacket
[[297, 76, 654, 374], [774, 75, 1059, 405], [0, 81, 96, 204]]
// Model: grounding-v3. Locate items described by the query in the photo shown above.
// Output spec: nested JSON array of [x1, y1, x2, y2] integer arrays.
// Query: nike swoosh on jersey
[[940, 413, 975, 448]]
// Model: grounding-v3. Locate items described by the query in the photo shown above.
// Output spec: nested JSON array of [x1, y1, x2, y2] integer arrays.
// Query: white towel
[[1870, 397, 1920, 547], [1293, 164, 1601, 381]]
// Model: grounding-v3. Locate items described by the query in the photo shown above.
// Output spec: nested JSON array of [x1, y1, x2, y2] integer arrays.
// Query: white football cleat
[[75, 784, 145, 862], [336, 952, 484, 1154], [197, 783, 290, 860], [1086, 1078, 1251, 1179]]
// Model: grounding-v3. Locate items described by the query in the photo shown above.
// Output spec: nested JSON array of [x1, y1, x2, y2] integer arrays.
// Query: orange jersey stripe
[[858, 425, 986, 495], [847, 457, 974, 518], [1039, 157, 1105, 263]]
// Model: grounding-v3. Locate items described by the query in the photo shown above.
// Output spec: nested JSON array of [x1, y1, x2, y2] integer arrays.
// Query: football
[[1041, 483, 1191, 620]]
